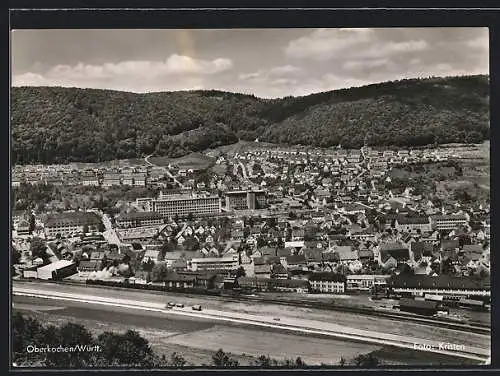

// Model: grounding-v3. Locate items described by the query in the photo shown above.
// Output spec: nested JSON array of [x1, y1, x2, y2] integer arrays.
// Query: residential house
[[441, 239, 460, 252], [346, 274, 390, 292], [270, 278, 309, 293], [143, 249, 161, 264], [334, 246, 358, 263], [395, 215, 432, 233], [163, 271, 196, 289], [410, 242, 436, 264], [358, 249, 374, 264], [102, 173, 121, 187], [237, 276, 270, 292], [78, 260, 102, 276], [163, 251, 183, 267], [81, 173, 100, 186], [271, 264, 289, 279], [132, 173, 147, 186], [309, 272, 346, 294], [254, 263, 272, 279], [283, 254, 307, 270], [379, 243, 410, 265]]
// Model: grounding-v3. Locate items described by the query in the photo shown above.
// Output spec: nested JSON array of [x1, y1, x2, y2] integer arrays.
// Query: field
[[167, 325, 380, 365], [12, 297, 378, 366], [150, 152, 215, 170], [14, 294, 479, 367]]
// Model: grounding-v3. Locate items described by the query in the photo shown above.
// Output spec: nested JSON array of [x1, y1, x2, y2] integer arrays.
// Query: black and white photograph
[[10, 23, 491, 369]]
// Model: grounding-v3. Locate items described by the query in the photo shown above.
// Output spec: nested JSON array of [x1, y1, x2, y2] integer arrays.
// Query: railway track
[[14, 280, 490, 335], [13, 289, 490, 363], [215, 295, 491, 335]]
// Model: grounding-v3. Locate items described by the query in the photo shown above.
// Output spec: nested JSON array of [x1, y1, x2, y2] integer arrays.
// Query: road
[[12, 283, 490, 363], [144, 153, 155, 167], [11, 295, 384, 365], [145, 154, 185, 189], [236, 160, 259, 189]]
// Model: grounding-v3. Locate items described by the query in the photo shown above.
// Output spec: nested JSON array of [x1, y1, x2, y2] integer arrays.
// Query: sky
[[11, 28, 489, 99]]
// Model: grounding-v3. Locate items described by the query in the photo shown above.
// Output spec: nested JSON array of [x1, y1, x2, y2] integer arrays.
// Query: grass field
[[14, 307, 477, 367], [166, 325, 380, 365], [150, 152, 215, 170]]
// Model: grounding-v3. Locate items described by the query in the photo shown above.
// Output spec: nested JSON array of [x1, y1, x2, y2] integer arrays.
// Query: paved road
[[12, 283, 490, 362], [12, 295, 384, 365], [146, 153, 186, 189]]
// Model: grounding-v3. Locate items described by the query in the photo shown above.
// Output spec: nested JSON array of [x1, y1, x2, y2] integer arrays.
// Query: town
[[12, 141, 491, 318]]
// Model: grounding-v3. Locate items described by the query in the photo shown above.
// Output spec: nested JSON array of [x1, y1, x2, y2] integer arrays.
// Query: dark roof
[[433, 215, 468, 221], [396, 216, 430, 225], [258, 247, 277, 257], [237, 276, 271, 286], [265, 256, 281, 265], [253, 257, 265, 265], [45, 211, 101, 227], [441, 239, 460, 250], [117, 212, 163, 221], [285, 254, 307, 265], [389, 275, 490, 290], [309, 272, 346, 283], [254, 264, 272, 274], [462, 244, 483, 253], [164, 271, 196, 282], [105, 251, 125, 261], [178, 271, 216, 280], [78, 260, 101, 271], [322, 252, 338, 262], [303, 248, 323, 262], [358, 249, 374, 259], [272, 264, 288, 275], [171, 259, 187, 269], [270, 279, 309, 288], [380, 242, 408, 251], [400, 298, 438, 309], [90, 251, 106, 260], [276, 248, 292, 257], [411, 242, 435, 256], [380, 248, 410, 262]]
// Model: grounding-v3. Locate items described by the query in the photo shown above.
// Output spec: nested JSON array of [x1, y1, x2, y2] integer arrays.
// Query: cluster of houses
[[11, 164, 176, 188], [12, 143, 490, 304]]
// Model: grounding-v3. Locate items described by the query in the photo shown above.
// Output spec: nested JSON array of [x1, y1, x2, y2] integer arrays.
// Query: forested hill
[[12, 75, 489, 164]]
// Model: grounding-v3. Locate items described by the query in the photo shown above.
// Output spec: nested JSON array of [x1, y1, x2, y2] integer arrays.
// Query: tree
[[400, 263, 415, 275], [97, 330, 155, 367], [161, 240, 175, 255], [212, 349, 239, 368], [169, 352, 187, 368], [266, 217, 277, 229], [30, 237, 47, 260], [46, 323, 95, 367], [256, 355, 272, 368], [151, 262, 170, 282], [256, 236, 267, 248], [235, 266, 246, 278], [12, 247, 21, 265], [29, 213, 36, 234], [183, 236, 199, 252], [353, 353, 380, 367], [98, 222, 106, 233], [276, 237, 285, 248], [142, 258, 155, 273], [295, 356, 306, 368]]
